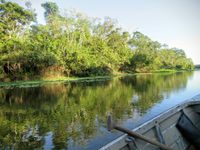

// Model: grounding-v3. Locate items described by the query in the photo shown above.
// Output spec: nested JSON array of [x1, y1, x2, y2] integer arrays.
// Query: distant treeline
[[0, 1, 194, 80]]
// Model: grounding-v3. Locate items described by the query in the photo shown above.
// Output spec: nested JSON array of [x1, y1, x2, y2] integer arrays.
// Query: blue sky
[[12, 0, 200, 64]]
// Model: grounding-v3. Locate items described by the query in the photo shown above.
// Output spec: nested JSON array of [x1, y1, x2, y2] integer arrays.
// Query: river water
[[0, 71, 200, 149]]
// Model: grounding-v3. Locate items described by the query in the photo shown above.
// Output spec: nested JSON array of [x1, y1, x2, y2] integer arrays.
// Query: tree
[[0, 1, 194, 80], [0, 1, 35, 39], [0, 1, 35, 78], [127, 31, 160, 72], [41, 2, 59, 23]]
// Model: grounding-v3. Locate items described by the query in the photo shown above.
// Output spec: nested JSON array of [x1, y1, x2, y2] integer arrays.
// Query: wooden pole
[[107, 115, 173, 150]]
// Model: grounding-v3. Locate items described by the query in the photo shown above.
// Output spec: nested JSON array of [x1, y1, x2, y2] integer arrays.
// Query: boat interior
[[100, 98, 200, 150], [123, 101, 200, 150]]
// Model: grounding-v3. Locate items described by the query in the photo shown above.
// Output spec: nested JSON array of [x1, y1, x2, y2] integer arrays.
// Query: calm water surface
[[0, 71, 200, 149]]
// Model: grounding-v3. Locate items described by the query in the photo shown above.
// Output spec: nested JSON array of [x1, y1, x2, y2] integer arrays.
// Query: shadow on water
[[0, 72, 195, 149]]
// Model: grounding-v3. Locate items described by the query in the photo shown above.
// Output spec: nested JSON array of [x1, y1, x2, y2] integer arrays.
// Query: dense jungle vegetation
[[0, 1, 194, 81]]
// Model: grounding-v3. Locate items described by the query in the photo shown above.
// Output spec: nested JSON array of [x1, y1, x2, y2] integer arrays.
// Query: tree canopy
[[0, 1, 194, 81]]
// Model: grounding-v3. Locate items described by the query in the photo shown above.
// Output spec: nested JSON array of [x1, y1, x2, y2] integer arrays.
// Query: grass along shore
[[0, 69, 190, 87]]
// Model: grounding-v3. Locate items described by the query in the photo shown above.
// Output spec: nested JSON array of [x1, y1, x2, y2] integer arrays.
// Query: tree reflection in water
[[0, 72, 193, 149]]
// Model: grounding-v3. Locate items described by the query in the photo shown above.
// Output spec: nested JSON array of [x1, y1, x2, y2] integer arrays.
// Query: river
[[0, 71, 200, 149]]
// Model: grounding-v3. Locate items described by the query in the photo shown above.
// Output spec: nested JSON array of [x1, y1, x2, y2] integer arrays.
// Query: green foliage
[[0, 1, 35, 38], [0, 1, 194, 81], [123, 31, 194, 72], [41, 2, 59, 19]]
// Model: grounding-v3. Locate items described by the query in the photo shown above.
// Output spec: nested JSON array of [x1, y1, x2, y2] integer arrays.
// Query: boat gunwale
[[99, 94, 200, 150]]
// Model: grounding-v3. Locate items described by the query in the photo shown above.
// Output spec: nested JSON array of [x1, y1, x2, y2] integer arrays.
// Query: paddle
[[107, 115, 173, 150]]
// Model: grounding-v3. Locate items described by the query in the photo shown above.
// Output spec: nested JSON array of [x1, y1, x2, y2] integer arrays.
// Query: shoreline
[[0, 74, 132, 87], [0, 70, 191, 87]]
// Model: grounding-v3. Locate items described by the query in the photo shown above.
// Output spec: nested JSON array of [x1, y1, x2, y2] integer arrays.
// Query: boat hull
[[100, 94, 200, 150]]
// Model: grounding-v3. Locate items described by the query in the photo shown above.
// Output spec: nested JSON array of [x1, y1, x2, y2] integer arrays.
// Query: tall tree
[[41, 2, 59, 23], [0, 1, 35, 39], [0, 1, 35, 76]]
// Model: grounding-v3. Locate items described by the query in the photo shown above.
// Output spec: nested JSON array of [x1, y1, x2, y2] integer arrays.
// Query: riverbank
[[0, 74, 133, 87], [0, 76, 112, 87], [0, 69, 190, 87]]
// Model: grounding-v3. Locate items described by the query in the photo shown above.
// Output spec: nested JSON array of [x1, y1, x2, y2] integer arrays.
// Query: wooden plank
[[169, 136, 189, 150], [133, 138, 148, 150], [184, 108, 200, 125], [134, 128, 164, 149], [192, 104, 200, 113], [113, 125, 171, 150], [170, 142, 179, 150], [142, 143, 157, 150], [162, 126, 182, 146], [160, 112, 181, 131], [180, 136, 190, 150], [183, 107, 193, 115]]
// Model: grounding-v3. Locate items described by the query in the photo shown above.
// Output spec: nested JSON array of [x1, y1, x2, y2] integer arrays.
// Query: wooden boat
[[100, 94, 200, 150]]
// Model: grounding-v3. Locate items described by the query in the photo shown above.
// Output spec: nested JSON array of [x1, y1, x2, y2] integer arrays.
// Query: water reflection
[[0, 72, 194, 149]]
